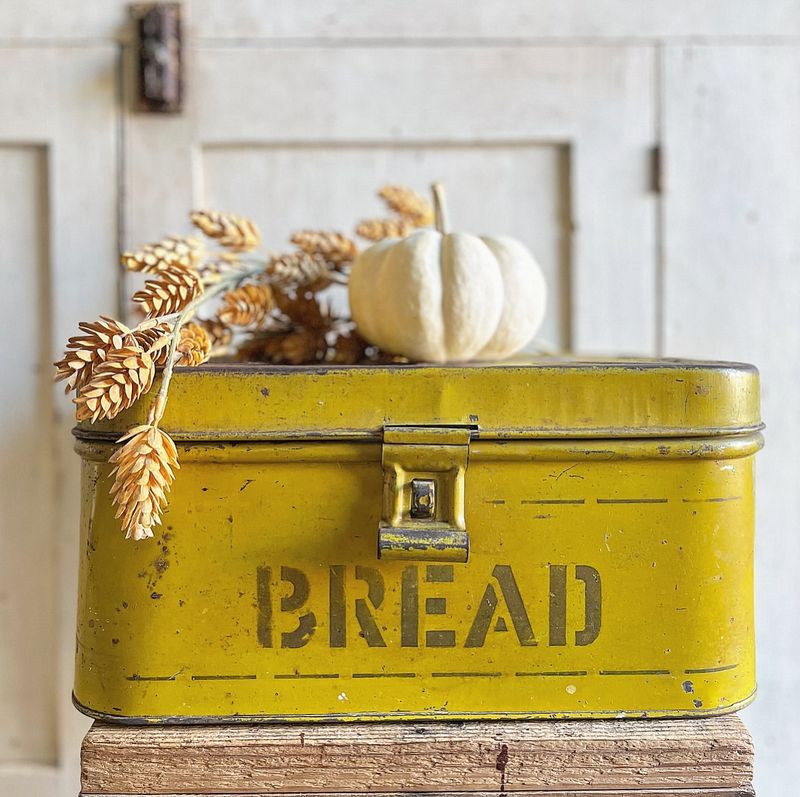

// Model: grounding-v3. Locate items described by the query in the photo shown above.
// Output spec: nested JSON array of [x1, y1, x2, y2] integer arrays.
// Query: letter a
[[465, 565, 536, 647]]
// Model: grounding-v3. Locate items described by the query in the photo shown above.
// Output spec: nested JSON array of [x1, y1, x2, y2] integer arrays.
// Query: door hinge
[[650, 144, 664, 194], [132, 3, 183, 113]]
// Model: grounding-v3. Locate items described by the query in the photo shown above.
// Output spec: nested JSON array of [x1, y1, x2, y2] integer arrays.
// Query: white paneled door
[[0, 37, 658, 796], [125, 45, 657, 354], [0, 46, 117, 795], [2, 6, 798, 797], [661, 44, 800, 793]]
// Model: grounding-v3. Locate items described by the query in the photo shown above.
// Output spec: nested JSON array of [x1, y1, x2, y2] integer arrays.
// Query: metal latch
[[377, 426, 471, 563]]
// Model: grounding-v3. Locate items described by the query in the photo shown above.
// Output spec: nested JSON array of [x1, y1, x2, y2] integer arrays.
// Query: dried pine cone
[[122, 236, 204, 273], [260, 330, 327, 365], [267, 252, 332, 290], [133, 320, 174, 366], [133, 264, 204, 317], [356, 217, 417, 241], [109, 424, 179, 540], [156, 235, 205, 263], [190, 210, 261, 252], [378, 185, 434, 226], [175, 323, 212, 366], [234, 335, 270, 363], [274, 289, 330, 330], [328, 331, 367, 365], [290, 231, 358, 268], [197, 257, 241, 284], [74, 346, 155, 422], [54, 317, 135, 393], [199, 317, 233, 351], [218, 283, 274, 328]]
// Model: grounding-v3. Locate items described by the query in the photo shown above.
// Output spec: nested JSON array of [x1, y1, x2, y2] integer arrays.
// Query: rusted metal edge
[[72, 689, 757, 725], [377, 527, 470, 563], [155, 359, 761, 374], [72, 424, 765, 444], [73, 431, 764, 465]]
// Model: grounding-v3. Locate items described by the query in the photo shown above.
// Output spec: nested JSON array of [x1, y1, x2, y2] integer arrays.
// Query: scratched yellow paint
[[73, 359, 762, 723]]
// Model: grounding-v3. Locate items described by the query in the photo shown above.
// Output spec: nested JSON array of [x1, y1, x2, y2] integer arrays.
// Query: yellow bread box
[[73, 359, 762, 723]]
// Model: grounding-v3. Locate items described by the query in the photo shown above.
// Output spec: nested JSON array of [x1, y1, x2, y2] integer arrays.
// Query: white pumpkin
[[348, 184, 546, 363]]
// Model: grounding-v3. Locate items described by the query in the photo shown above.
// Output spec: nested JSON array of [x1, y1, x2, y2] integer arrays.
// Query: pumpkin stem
[[431, 182, 449, 234]]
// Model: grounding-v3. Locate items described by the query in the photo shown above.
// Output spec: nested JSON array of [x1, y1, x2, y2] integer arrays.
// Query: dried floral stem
[[147, 268, 262, 427], [60, 186, 433, 541], [232, 255, 347, 285]]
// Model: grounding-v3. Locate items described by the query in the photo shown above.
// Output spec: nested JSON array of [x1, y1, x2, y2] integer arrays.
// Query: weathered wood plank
[[81, 717, 753, 795], [80, 791, 755, 797]]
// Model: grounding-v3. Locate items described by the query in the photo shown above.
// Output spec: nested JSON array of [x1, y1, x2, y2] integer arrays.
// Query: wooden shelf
[[80, 715, 754, 796]]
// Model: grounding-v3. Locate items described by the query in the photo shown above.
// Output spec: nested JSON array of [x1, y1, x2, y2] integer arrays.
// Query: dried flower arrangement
[[55, 185, 433, 541]]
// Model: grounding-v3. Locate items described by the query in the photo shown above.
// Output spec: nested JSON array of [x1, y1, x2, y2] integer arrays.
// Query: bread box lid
[[74, 358, 762, 442]]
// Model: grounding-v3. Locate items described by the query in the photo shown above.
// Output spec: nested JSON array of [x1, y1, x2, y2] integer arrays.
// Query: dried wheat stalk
[[199, 317, 233, 352], [236, 329, 326, 365], [267, 251, 333, 290], [218, 282, 275, 328], [263, 329, 327, 364], [133, 264, 204, 317], [122, 236, 204, 273], [356, 217, 418, 241], [378, 185, 434, 226], [196, 258, 241, 284], [109, 424, 179, 540], [175, 323, 212, 366], [274, 288, 331, 330], [290, 230, 358, 267], [54, 317, 136, 393], [133, 320, 175, 366], [74, 346, 157, 423], [191, 210, 261, 252]]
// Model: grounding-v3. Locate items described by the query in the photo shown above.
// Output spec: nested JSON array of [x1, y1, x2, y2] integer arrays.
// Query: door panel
[[4, 0, 800, 40], [662, 45, 800, 797], [0, 45, 118, 794], [202, 142, 570, 346], [0, 144, 56, 765], [127, 46, 657, 353]]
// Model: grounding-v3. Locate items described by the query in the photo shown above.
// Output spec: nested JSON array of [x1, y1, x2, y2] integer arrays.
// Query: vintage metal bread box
[[73, 359, 762, 723]]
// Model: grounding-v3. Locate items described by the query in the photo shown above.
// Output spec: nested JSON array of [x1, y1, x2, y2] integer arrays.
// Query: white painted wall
[[0, 3, 797, 795]]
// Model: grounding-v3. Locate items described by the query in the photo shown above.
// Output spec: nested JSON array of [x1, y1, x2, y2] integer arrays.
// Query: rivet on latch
[[410, 479, 436, 519]]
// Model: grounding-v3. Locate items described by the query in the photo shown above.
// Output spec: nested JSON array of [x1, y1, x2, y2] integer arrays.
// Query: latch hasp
[[377, 426, 471, 563]]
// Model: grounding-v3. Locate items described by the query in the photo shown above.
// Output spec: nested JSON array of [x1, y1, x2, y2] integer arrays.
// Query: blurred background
[[1, 2, 798, 795]]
